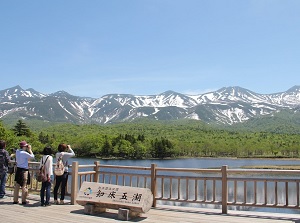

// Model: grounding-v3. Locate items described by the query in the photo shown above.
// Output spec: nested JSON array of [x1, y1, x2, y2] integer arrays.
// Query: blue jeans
[[53, 172, 68, 201], [40, 180, 52, 205], [0, 171, 7, 197]]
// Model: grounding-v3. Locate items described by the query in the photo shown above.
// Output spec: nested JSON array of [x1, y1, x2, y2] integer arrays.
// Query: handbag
[[37, 156, 49, 182], [7, 163, 16, 174], [7, 155, 16, 174]]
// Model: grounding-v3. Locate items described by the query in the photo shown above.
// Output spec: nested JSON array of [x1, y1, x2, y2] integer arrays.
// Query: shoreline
[[84, 156, 300, 161], [241, 165, 300, 170]]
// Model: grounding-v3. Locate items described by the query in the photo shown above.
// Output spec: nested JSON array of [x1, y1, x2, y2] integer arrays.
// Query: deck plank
[[1, 195, 299, 223]]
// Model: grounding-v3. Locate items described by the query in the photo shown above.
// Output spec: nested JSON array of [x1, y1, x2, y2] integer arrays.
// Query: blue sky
[[1, 0, 300, 98]]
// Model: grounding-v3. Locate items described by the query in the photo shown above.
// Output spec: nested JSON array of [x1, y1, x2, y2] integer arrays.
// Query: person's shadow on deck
[[0, 200, 41, 207]]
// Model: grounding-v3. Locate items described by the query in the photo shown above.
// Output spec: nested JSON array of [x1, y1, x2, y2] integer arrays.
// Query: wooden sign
[[76, 182, 153, 213]]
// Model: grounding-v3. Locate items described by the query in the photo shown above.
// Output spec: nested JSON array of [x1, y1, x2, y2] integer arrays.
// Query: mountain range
[[0, 85, 300, 125]]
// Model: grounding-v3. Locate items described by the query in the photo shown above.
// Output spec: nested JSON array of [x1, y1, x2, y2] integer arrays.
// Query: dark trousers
[[40, 180, 51, 205], [53, 172, 68, 201], [0, 172, 7, 197]]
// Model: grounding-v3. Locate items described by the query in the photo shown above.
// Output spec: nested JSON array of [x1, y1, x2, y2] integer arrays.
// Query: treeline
[[74, 134, 174, 159], [1, 119, 300, 159]]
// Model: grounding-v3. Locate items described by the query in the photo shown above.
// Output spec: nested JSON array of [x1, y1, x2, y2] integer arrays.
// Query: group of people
[[0, 140, 75, 206]]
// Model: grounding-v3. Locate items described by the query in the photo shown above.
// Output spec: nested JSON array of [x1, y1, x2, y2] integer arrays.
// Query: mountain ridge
[[0, 85, 299, 125]]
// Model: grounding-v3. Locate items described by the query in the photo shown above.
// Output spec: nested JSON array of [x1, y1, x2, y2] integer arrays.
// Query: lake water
[[69, 157, 300, 214], [69, 157, 300, 169]]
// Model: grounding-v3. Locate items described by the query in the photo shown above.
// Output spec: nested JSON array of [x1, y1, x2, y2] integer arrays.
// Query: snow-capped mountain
[[0, 85, 299, 125]]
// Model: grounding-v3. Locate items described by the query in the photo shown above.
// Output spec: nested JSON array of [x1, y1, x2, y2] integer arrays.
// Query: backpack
[[37, 156, 49, 182], [0, 150, 9, 172], [54, 155, 65, 176]]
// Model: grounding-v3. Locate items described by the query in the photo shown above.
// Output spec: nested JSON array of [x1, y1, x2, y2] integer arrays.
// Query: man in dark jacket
[[0, 140, 10, 199]]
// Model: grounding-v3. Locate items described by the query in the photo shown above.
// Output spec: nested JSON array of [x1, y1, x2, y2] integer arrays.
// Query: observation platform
[[1, 194, 300, 223]]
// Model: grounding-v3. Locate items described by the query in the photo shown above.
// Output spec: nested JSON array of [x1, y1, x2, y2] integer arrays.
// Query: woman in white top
[[53, 143, 75, 205], [39, 146, 53, 206]]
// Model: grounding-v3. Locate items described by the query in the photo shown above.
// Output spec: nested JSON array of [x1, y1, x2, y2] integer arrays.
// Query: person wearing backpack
[[0, 140, 10, 199], [53, 143, 75, 205], [39, 146, 53, 206], [13, 141, 35, 205]]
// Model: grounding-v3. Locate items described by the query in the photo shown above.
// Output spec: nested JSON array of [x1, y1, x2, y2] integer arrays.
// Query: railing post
[[93, 161, 100, 183], [71, 161, 79, 205], [151, 163, 157, 207], [221, 165, 228, 214]]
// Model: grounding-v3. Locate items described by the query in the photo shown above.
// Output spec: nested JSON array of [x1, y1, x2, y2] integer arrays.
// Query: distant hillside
[[224, 109, 300, 134], [1, 85, 300, 126]]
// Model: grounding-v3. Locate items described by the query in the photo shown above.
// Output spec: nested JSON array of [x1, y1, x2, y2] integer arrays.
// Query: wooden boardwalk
[[1, 194, 300, 223]]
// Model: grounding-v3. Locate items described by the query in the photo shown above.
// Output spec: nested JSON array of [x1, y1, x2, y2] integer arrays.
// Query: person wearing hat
[[13, 141, 35, 205]]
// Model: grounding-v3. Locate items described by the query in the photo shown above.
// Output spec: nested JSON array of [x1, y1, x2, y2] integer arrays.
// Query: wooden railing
[[7, 161, 300, 214], [6, 161, 44, 192], [226, 168, 300, 210], [6, 161, 71, 195]]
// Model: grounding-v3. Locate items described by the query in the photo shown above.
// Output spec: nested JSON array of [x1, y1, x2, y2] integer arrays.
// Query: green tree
[[0, 120, 7, 139], [151, 137, 175, 159], [137, 134, 145, 142], [116, 139, 134, 158], [133, 141, 148, 159], [102, 136, 113, 157], [38, 132, 51, 144], [13, 120, 32, 137]]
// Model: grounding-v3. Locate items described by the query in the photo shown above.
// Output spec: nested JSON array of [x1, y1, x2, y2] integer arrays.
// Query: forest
[[1, 118, 300, 160]]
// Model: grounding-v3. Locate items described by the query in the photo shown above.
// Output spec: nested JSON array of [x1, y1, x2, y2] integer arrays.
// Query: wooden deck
[[1, 194, 300, 223]]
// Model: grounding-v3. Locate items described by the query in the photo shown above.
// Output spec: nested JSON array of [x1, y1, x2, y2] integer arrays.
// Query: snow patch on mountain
[[1, 85, 300, 125]]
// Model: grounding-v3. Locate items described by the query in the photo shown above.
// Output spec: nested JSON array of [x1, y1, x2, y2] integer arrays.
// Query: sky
[[1, 0, 300, 98]]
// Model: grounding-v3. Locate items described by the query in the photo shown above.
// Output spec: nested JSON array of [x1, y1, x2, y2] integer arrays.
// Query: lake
[[69, 157, 300, 214], [70, 157, 300, 169]]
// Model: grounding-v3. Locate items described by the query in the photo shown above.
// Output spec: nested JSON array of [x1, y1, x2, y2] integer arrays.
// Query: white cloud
[[183, 88, 217, 96]]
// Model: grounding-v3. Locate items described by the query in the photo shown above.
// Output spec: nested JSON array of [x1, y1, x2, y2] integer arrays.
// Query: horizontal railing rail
[[70, 162, 300, 214], [7, 160, 300, 214], [226, 168, 300, 211], [6, 161, 72, 195]]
